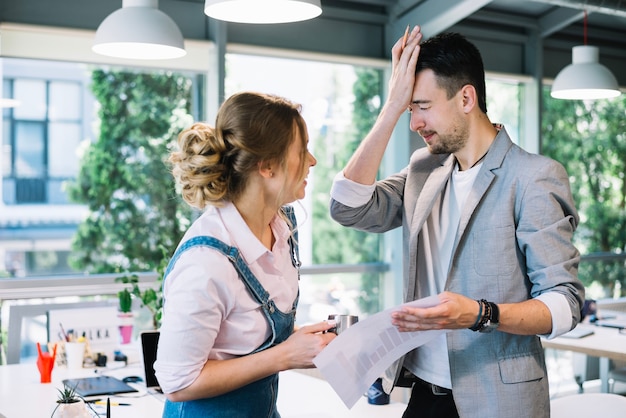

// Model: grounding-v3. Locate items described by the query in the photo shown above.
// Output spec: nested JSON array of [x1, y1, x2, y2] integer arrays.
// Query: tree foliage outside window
[[541, 90, 626, 298], [310, 67, 384, 314], [67, 69, 195, 275]]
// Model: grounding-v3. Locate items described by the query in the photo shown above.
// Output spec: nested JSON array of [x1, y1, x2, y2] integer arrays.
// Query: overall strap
[[163, 205, 300, 306], [164, 236, 271, 308], [281, 205, 301, 272]]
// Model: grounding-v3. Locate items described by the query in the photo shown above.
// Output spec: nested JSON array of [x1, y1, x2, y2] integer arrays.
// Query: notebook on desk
[[141, 330, 163, 394], [560, 327, 594, 339], [62, 375, 139, 397], [595, 318, 626, 329]]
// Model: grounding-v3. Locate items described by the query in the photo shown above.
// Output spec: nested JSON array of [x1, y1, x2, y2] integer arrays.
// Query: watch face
[[479, 320, 498, 333]]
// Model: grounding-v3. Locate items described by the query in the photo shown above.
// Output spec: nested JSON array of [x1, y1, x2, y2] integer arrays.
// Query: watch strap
[[469, 299, 500, 333]]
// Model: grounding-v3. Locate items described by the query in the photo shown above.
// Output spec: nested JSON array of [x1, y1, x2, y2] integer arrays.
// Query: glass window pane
[[15, 121, 45, 177], [298, 271, 386, 324], [13, 79, 47, 120], [2, 78, 13, 117], [486, 79, 520, 144], [2, 121, 11, 176], [226, 53, 385, 315], [49, 81, 81, 120], [49, 122, 81, 177]]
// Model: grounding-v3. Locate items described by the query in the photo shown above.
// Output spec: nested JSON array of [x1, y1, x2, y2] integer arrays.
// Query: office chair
[[608, 361, 626, 394]]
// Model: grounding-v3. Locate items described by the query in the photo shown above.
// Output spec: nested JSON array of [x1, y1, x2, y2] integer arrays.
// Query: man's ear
[[460, 84, 477, 114]]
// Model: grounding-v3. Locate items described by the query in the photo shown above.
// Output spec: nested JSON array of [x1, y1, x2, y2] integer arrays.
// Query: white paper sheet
[[313, 295, 445, 408]]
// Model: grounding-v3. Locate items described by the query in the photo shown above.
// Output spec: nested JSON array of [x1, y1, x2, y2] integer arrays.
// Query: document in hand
[[313, 295, 446, 408]]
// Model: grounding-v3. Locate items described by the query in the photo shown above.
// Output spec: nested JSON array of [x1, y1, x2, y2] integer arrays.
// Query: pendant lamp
[[204, 0, 322, 24], [551, 11, 620, 100], [93, 0, 186, 60]]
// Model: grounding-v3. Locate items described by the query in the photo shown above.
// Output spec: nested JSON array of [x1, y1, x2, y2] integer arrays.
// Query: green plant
[[116, 267, 165, 330], [118, 288, 133, 313], [50, 384, 98, 417], [56, 385, 80, 404]]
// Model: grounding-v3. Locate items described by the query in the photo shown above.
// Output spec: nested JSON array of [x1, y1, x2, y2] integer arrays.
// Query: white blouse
[[154, 202, 299, 394]]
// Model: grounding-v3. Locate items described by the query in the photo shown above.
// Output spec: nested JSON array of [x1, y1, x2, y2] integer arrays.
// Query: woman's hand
[[278, 320, 336, 369]]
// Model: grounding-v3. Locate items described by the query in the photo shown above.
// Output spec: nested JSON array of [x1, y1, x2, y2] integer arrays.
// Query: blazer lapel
[[451, 128, 513, 260], [406, 155, 455, 299]]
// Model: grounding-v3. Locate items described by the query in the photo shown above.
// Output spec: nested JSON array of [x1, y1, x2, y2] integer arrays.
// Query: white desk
[[0, 363, 406, 418], [541, 322, 626, 392], [0, 363, 164, 418]]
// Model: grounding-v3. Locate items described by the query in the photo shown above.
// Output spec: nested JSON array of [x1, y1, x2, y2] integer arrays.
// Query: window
[[541, 87, 626, 300], [0, 57, 202, 277], [486, 77, 521, 144], [2, 61, 86, 205], [226, 52, 389, 323]]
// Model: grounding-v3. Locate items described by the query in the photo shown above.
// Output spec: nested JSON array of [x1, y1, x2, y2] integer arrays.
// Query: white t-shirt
[[154, 202, 299, 394], [405, 161, 481, 389]]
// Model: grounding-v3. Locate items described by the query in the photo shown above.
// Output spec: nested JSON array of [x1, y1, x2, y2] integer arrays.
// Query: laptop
[[141, 330, 163, 395]]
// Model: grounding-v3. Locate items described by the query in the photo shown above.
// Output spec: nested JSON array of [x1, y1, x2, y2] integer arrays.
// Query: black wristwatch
[[479, 301, 500, 333]]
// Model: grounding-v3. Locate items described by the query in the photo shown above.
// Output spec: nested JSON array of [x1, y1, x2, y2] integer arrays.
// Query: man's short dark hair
[[416, 32, 488, 114]]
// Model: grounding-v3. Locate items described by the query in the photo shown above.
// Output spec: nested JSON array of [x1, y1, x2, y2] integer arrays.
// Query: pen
[[59, 322, 69, 342], [95, 400, 131, 406], [401, 24, 410, 50]]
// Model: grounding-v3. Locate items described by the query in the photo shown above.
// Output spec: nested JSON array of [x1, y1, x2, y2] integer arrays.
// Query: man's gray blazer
[[329, 127, 585, 418]]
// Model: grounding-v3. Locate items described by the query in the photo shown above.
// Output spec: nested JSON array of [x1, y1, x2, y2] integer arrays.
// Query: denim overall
[[162, 206, 300, 418]]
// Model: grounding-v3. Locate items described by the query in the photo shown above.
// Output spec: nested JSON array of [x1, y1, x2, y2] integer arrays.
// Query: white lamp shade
[[93, 0, 186, 60], [551, 45, 621, 100], [204, 0, 322, 24]]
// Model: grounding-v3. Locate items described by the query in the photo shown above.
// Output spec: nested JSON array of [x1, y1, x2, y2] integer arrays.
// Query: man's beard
[[421, 120, 468, 155]]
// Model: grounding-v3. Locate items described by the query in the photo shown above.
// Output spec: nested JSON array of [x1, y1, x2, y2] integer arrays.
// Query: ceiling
[[0, 0, 625, 84]]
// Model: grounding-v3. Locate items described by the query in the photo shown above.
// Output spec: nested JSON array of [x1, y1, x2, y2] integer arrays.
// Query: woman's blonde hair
[[169, 91, 308, 210]]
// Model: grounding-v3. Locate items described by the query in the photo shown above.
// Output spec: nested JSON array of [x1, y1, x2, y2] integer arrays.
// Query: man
[[329, 27, 584, 418]]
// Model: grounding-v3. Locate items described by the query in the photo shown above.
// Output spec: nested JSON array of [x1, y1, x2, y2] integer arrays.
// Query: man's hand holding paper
[[391, 291, 484, 331]]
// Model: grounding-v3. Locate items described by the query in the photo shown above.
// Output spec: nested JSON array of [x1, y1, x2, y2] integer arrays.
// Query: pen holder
[[65, 341, 86, 369]]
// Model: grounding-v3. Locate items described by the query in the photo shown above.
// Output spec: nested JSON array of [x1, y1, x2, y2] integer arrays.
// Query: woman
[[155, 91, 336, 417]]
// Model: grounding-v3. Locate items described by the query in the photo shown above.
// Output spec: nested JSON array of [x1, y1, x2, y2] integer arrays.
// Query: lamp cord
[[583, 10, 587, 45]]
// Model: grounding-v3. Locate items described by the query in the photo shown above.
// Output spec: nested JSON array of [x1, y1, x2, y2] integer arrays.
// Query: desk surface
[[0, 363, 406, 418], [0, 363, 163, 418], [541, 322, 626, 362]]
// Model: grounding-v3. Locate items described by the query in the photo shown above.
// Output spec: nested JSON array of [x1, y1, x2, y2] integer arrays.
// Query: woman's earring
[[269, 171, 274, 177]]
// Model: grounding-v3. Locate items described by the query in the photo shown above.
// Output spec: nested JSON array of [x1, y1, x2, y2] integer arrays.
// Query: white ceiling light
[[93, 0, 186, 60], [551, 11, 621, 100], [204, 0, 322, 24], [551, 46, 621, 100]]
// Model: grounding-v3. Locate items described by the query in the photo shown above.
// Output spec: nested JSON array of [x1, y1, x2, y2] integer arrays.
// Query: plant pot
[[51, 400, 92, 418], [118, 312, 134, 344]]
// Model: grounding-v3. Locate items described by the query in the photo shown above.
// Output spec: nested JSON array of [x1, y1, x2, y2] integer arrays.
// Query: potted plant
[[51, 385, 95, 418], [117, 288, 134, 344], [116, 270, 164, 330], [115, 248, 169, 331]]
